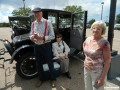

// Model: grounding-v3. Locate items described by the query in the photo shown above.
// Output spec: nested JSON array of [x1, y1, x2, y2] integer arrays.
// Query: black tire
[[16, 53, 38, 79]]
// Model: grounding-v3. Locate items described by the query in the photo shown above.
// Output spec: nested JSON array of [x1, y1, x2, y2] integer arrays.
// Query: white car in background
[[114, 24, 120, 30]]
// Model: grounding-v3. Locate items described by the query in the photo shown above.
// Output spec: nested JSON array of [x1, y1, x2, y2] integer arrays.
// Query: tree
[[116, 14, 120, 23], [12, 7, 31, 26], [0, 23, 10, 27], [88, 19, 95, 25], [63, 5, 83, 25], [12, 7, 31, 16], [63, 5, 82, 12]]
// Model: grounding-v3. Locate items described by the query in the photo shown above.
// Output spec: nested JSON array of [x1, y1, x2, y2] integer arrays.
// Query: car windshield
[[9, 16, 31, 29]]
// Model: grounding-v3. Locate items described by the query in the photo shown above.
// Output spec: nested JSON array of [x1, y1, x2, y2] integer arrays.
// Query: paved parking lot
[[0, 27, 120, 90]]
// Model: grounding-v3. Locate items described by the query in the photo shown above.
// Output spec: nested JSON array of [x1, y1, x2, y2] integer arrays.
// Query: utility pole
[[101, 2, 104, 20], [23, 0, 25, 10], [108, 0, 117, 51], [22, 0, 25, 15]]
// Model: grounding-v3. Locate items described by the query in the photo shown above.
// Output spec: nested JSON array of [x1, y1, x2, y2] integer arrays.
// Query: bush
[[0, 23, 10, 27]]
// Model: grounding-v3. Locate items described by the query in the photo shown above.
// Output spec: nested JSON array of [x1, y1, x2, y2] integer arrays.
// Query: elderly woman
[[52, 33, 71, 79], [83, 21, 111, 90]]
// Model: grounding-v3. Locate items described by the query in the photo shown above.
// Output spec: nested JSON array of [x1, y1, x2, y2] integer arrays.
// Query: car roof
[[42, 9, 73, 18], [8, 9, 73, 20], [8, 16, 31, 21], [42, 8, 72, 13]]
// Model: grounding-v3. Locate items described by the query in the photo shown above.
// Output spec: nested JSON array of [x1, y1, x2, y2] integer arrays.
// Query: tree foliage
[[0, 23, 10, 27], [63, 5, 82, 12], [116, 14, 120, 23], [63, 5, 83, 25], [88, 19, 95, 25], [12, 7, 31, 16]]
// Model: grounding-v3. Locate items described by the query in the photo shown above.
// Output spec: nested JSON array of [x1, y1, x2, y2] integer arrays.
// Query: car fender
[[10, 45, 34, 64], [4, 40, 14, 56]]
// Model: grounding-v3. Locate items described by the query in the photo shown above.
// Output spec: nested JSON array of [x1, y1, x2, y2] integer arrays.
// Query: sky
[[0, 0, 120, 23]]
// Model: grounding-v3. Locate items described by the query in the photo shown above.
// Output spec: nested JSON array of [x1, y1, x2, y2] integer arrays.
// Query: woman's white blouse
[[52, 41, 70, 58]]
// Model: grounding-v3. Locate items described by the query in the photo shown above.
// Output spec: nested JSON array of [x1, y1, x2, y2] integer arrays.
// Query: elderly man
[[29, 7, 56, 88]]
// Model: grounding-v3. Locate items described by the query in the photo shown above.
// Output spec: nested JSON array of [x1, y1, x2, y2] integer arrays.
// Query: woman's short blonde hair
[[91, 21, 106, 35]]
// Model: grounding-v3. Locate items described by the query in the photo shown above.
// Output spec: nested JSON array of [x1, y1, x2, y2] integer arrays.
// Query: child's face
[[56, 36, 62, 42]]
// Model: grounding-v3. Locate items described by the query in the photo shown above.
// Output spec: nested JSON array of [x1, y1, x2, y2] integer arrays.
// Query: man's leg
[[43, 43, 56, 87], [43, 43, 56, 80], [34, 45, 45, 81]]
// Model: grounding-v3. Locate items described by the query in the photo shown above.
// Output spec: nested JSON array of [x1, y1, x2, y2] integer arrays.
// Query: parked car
[[86, 24, 91, 28], [114, 24, 120, 30], [3, 9, 87, 79], [9, 16, 32, 39]]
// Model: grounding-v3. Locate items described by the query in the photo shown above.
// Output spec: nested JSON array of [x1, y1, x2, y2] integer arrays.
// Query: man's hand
[[34, 34, 43, 40], [30, 35, 37, 42]]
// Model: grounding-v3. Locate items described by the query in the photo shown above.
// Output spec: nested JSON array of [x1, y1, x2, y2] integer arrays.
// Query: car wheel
[[16, 53, 38, 79]]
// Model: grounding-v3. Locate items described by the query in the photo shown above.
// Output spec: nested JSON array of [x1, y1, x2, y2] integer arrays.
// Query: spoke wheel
[[16, 53, 38, 79]]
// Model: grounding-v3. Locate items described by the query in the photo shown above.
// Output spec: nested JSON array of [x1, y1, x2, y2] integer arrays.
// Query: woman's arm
[[52, 43, 59, 58], [98, 41, 111, 86], [100, 46, 111, 79], [63, 41, 70, 55]]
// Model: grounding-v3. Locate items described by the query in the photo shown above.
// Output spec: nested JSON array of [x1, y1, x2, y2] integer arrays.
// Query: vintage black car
[[4, 9, 87, 79], [9, 16, 31, 39]]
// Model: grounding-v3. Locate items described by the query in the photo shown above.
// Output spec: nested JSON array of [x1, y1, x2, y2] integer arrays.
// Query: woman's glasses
[[56, 37, 61, 38]]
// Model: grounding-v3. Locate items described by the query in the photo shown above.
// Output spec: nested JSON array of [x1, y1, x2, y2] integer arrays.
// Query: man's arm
[[44, 20, 55, 41], [29, 22, 35, 42]]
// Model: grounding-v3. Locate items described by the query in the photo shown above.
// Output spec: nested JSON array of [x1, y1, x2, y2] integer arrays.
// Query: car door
[[70, 12, 87, 51]]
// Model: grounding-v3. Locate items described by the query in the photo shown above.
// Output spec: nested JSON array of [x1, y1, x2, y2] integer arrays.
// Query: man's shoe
[[66, 72, 71, 79], [35, 80, 43, 87], [51, 80, 56, 88]]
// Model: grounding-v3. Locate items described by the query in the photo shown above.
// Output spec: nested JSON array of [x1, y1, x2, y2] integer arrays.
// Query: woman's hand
[[64, 53, 68, 59], [59, 56, 65, 60], [96, 78, 104, 88], [84, 60, 94, 70]]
